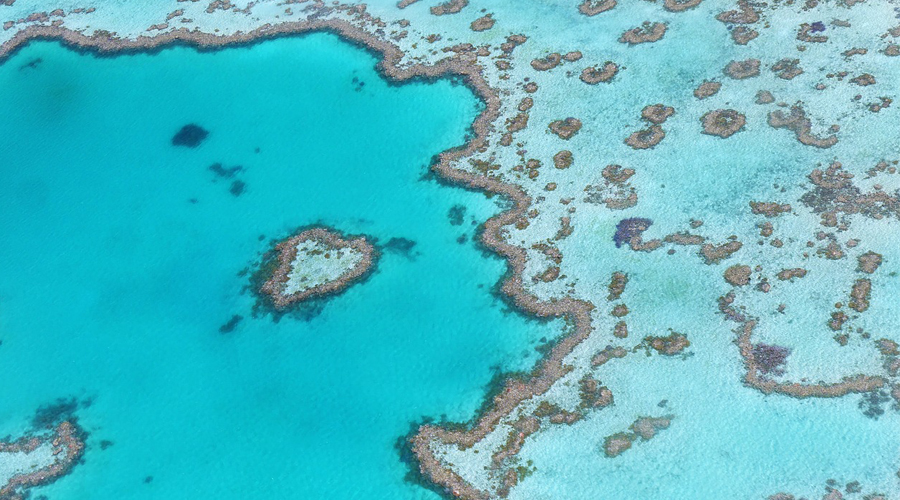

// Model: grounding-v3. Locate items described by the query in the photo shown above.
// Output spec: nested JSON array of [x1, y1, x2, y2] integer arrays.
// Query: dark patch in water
[[352, 74, 368, 92], [613, 218, 653, 248], [753, 343, 791, 376], [32, 397, 82, 428], [229, 180, 246, 197], [99, 440, 114, 450], [456, 233, 468, 244], [188, 198, 199, 204], [859, 390, 890, 419], [384, 237, 418, 259], [448, 204, 466, 226], [810, 21, 826, 32], [282, 301, 325, 322], [171, 124, 209, 148], [18, 57, 42, 71], [208, 163, 243, 179], [218, 314, 243, 334], [144, 476, 154, 484]]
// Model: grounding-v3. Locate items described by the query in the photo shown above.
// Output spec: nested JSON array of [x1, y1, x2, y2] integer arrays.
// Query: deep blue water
[[0, 34, 563, 499]]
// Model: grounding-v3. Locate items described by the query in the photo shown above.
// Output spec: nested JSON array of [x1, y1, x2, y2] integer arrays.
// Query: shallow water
[[0, 34, 565, 499]]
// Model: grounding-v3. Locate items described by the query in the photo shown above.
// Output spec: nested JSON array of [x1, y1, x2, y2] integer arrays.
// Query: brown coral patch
[[506, 112, 529, 133], [602, 164, 635, 183], [611, 304, 629, 317], [625, 125, 666, 149], [663, 232, 705, 245], [755, 90, 775, 104], [829, 311, 848, 331], [776, 268, 808, 281], [500, 34, 527, 54], [591, 345, 628, 367], [724, 264, 752, 286], [578, 0, 616, 16], [579, 375, 614, 408], [518, 97, 533, 112], [700, 109, 746, 138], [469, 14, 494, 32], [857, 252, 882, 274], [731, 26, 758, 44], [750, 201, 791, 217], [603, 433, 633, 457], [430, 0, 468, 15], [767, 106, 838, 148], [817, 241, 845, 260], [771, 58, 803, 80], [553, 150, 573, 169], [619, 21, 667, 44], [850, 73, 876, 86], [630, 416, 672, 439], [849, 278, 871, 313], [694, 80, 722, 99], [641, 104, 675, 124], [724, 58, 760, 79], [548, 118, 582, 139], [716, 1, 760, 24], [877, 339, 899, 356], [797, 23, 827, 43], [664, 0, 703, 12], [607, 272, 629, 300], [700, 240, 743, 264], [580, 62, 619, 84], [841, 47, 869, 57], [645, 332, 691, 355], [531, 53, 562, 71]]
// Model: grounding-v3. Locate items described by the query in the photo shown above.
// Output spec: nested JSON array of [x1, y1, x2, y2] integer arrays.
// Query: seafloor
[[1, 1, 899, 499]]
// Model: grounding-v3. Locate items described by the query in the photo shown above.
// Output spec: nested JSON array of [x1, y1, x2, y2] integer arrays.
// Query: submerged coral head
[[172, 124, 209, 148], [613, 218, 653, 248]]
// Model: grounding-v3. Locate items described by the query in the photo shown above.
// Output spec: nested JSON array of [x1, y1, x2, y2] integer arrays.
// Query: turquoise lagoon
[[0, 34, 566, 499]]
